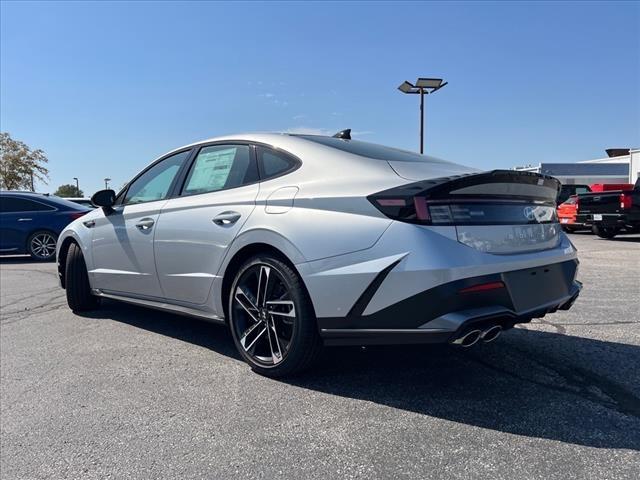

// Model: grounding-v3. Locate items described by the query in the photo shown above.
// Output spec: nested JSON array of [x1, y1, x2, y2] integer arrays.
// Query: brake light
[[459, 281, 505, 294], [620, 193, 632, 209], [68, 211, 87, 221], [370, 193, 557, 226]]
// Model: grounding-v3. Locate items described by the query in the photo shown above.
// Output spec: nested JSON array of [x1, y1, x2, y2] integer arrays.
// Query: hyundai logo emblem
[[523, 206, 537, 221]]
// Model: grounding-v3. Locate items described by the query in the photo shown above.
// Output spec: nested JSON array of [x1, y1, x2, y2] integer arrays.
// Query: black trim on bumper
[[318, 260, 581, 346]]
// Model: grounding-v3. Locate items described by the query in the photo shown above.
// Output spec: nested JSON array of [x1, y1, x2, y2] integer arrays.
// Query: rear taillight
[[69, 211, 87, 221], [369, 194, 556, 226], [620, 193, 632, 209]]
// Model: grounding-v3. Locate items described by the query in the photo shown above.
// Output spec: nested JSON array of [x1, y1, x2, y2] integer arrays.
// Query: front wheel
[[228, 255, 321, 377], [27, 230, 57, 261], [593, 224, 619, 239], [65, 242, 99, 312]]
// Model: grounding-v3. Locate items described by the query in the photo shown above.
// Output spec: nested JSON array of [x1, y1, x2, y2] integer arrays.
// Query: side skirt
[[92, 290, 226, 324]]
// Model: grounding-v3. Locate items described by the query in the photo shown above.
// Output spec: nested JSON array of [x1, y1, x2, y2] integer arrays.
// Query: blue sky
[[1, 1, 638, 195]]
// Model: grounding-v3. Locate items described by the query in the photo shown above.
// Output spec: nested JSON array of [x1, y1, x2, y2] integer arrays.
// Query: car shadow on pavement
[[83, 300, 640, 451], [600, 236, 640, 243], [0, 255, 49, 264]]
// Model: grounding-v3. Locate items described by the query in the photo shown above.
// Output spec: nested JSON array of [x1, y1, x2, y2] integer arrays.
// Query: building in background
[[514, 148, 639, 185]]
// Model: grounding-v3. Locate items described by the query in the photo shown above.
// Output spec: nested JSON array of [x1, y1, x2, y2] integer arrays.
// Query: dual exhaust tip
[[451, 324, 502, 348]]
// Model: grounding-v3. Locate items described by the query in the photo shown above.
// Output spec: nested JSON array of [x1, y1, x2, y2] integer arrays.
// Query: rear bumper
[[319, 259, 581, 346], [577, 213, 639, 228]]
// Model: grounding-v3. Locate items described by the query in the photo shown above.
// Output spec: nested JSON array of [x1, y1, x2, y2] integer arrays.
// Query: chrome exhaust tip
[[481, 325, 502, 343], [451, 329, 482, 348]]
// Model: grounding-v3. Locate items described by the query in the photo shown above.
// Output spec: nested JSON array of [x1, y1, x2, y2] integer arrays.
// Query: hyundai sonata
[[56, 131, 581, 376]]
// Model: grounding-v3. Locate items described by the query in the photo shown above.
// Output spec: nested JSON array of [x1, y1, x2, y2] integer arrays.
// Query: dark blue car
[[0, 191, 90, 261]]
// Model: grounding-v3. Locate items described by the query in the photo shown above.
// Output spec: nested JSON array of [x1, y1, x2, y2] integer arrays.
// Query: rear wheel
[[228, 255, 321, 377], [65, 242, 99, 312], [27, 230, 57, 261], [593, 224, 619, 239]]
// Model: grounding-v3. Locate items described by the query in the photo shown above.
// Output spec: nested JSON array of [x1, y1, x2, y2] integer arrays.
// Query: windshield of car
[[295, 135, 454, 164], [46, 195, 91, 210]]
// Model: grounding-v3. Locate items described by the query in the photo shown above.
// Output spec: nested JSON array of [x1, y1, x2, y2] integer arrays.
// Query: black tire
[[27, 230, 58, 261], [65, 242, 99, 312], [593, 224, 619, 239], [228, 254, 322, 377]]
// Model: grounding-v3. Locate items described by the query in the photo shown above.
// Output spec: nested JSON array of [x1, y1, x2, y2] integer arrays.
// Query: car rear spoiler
[[374, 169, 561, 204]]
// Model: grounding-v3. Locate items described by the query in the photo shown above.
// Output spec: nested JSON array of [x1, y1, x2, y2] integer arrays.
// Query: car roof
[[163, 132, 454, 165], [0, 190, 53, 197], [0, 191, 90, 210]]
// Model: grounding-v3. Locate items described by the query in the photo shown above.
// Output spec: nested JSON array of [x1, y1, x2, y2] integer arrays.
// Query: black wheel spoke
[[235, 287, 260, 323]]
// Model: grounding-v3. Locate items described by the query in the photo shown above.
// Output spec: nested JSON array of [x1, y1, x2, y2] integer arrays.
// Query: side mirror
[[91, 189, 116, 211]]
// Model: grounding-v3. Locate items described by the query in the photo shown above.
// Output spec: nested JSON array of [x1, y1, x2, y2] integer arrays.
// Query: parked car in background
[[556, 183, 635, 233], [65, 197, 95, 208], [557, 184, 591, 205], [557, 195, 584, 232], [0, 191, 90, 260], [578, 179, 640, 239], [56, 132, 581, 377]]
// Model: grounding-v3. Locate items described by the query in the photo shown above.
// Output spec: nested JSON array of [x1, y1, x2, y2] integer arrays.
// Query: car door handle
[[213, 211, 241, 226], [17, 218, 32, 222], [135, 218, 155, 230]]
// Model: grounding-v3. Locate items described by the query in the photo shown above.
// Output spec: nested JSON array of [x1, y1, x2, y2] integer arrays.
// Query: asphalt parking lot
[[1, 233, 639, 479]]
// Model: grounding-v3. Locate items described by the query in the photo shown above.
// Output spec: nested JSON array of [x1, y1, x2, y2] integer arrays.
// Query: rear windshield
[[296, 136, 452, 164], [47, 195, 91, 210]]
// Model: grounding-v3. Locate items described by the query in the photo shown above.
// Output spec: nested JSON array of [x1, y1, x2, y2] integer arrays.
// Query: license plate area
[[503, 262, 574, 312]]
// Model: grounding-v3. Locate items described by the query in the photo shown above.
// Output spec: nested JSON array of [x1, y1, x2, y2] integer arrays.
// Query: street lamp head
[[398, 81, 418, 94], [415, 78, 443, 89]]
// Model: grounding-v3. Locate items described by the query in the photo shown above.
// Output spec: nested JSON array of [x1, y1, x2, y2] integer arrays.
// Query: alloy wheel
[[30, 232, 57, 259], [231, 263, 297, 366]]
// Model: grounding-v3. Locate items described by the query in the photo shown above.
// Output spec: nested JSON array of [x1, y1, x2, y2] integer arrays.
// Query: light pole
[[104, 177, 111, 189], [73, 177, 79, 196], [398, 78, 447, 154]]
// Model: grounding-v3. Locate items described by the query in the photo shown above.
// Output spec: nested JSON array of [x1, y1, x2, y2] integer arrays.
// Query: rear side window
[[182, 144, 258, 196], [0, 197, 55, 213], [257, 147, 299, 180]]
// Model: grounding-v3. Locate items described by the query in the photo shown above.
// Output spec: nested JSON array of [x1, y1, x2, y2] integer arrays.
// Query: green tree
[[0, 132, 50, 190], [54, 184, 83, 197]]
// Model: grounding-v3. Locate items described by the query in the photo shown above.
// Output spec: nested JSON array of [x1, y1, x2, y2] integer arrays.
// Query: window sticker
[[186, 147, 237, 193]]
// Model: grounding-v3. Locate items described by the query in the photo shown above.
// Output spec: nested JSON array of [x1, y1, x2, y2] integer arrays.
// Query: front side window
[[257, 147, 298, 180], [182, 144, 257, 196], [0, 197, 55, 213], [124, 150, 191, 205]]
